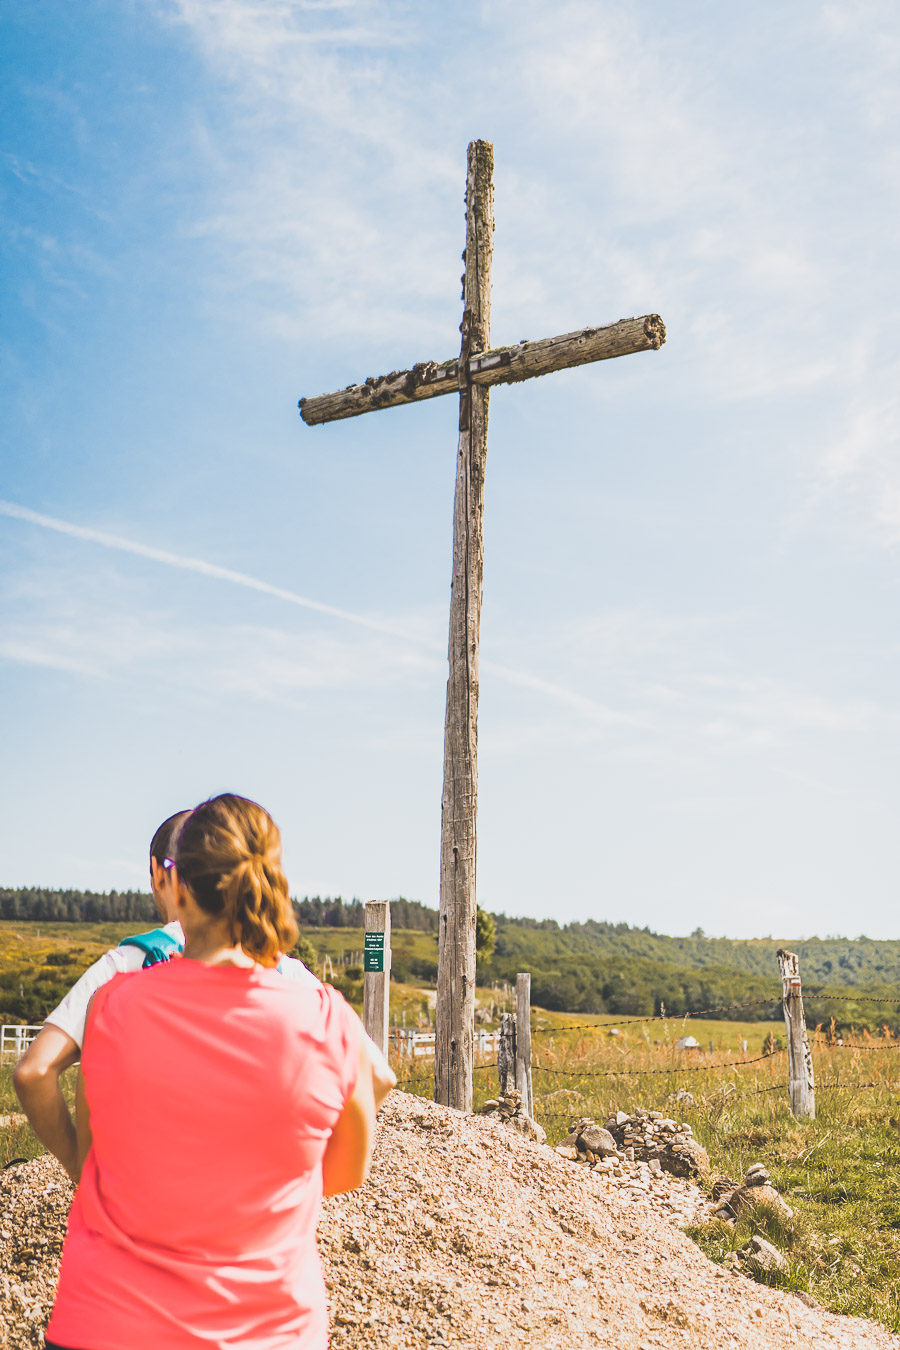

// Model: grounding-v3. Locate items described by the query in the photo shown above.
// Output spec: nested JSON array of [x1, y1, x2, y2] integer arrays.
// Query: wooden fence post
[[363, 901, 391, 1055], [777, 948, 815, 1119], [498, 1012, 516, 1096], [516, 973, 533, 1117]]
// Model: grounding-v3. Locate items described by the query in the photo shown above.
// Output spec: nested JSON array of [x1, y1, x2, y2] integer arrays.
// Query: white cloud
[[486, 606, 892, 762], [0, 582, 439, 704], [0, 501, 643, 724], [151, 0, 861, 428], [0, 499, 439, 646]]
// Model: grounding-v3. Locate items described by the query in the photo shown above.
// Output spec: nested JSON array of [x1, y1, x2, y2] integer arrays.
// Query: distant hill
[[490, 917, 900, 987], [2, 887, 897, 1027]]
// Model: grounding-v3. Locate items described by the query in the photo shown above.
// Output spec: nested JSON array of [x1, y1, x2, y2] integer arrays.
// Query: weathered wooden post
[[515, 972, 533, 1117], [498, 1012, 516, 1096], [434, 139, 495, 1112], [777, 948, 815, 1119], [363, 901, 391, 1055]]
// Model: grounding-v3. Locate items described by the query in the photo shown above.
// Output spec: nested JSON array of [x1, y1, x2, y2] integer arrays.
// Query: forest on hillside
[[488, 918, 900, 990]]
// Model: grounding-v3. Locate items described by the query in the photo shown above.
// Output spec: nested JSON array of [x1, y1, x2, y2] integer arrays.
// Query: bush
[[289, 932, 318, 971]]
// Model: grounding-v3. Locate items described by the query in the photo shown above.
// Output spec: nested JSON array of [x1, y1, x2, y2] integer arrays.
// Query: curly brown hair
[[174, 794, 298, 965]]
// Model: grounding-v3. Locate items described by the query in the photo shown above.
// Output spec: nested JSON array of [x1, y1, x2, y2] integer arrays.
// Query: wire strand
[[530, 1048, 785, 1079]]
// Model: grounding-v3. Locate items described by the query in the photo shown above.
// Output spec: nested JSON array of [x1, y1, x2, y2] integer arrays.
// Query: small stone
[[507, 1112, 547, 1145], [745, 1235, 787, 1273], [729, 1184, 793, 1224], [578, 1124, 618, 1157], [663, 1137, 710, 1178]]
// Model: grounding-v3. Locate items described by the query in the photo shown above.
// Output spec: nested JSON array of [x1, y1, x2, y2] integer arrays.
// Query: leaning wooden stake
[[498, 1012, 516, 1096], [363, 901, 391, 1055], [777, 948, 815, 1119], [515, 973, 533, 1117], [435, 140, 494, 1111]]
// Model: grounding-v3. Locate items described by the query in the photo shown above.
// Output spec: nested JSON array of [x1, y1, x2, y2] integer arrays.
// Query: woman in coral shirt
[[47, 793, 383, 1350]]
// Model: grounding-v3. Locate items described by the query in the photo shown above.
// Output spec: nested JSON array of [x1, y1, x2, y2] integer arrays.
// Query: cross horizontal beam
[[299, 313, 665, 426]]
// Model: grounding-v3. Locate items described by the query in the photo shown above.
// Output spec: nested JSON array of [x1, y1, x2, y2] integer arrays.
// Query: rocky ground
[[2, 1091, 899, 1349]]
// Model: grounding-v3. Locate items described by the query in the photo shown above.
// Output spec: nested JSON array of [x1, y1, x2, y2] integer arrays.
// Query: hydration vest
[[118, 928, 183, 969]]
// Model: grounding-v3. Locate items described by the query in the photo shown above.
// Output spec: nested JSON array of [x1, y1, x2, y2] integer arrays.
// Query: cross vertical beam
[[434, 140, 494, 1110]]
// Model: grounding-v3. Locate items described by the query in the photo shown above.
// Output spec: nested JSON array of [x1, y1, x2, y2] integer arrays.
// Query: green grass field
[[0, 920, 440, 1025]]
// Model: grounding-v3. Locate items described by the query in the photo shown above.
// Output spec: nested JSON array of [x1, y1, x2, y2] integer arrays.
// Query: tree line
[[0, 888, 157, 923], [0, 888, 440, 931]]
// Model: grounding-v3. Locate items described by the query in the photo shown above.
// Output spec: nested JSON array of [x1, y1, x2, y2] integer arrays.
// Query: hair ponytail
[[175, 794, 298, 965]]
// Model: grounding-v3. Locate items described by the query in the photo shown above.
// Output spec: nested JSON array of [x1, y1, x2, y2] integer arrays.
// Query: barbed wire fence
[[391, 977, 900, 1099]]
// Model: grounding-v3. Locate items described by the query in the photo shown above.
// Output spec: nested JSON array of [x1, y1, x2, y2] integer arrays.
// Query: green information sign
[[364, 931, 385, 973]]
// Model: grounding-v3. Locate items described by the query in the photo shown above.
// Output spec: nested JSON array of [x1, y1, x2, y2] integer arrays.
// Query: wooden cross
[[299, 140, 665, 1111]]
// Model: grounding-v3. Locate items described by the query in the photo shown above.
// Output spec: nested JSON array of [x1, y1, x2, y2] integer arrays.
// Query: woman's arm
[[13, 1025, 81, 1182], [321, 1043, 377, 1197], [363, 1035, 397, 1112]]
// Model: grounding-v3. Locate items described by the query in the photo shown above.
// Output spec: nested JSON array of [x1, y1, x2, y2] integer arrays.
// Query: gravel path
[[2, 1091, 898, 1349]]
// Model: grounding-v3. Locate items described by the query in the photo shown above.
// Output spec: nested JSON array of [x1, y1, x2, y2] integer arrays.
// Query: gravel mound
[[1, 1154, 71, 1349], [3, 1092, 898, 1349]]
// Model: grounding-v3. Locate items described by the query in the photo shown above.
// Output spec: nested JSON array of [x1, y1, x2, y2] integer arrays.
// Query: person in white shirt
[[14, 809, 391, 1181]]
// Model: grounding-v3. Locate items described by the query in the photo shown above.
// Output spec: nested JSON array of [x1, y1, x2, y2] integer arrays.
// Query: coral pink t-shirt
[[48, 961, 360, 1350]]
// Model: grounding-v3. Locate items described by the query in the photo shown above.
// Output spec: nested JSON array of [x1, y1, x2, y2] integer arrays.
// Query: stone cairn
[[710, 1162, 793, 1227], [480, 1091, 547, 1145], [553, 1108, 709, 1178]]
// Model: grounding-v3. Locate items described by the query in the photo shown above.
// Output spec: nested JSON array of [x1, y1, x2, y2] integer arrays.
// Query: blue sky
[[2, 1, 899, 938]]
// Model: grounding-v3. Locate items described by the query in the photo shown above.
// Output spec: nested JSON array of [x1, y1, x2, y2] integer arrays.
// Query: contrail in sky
[[0, 499, 430, 646], [0, 499, 633, 725]]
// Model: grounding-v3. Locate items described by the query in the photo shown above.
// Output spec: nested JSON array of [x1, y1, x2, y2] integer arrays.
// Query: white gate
[[394, 1028, 499, 1058], [0, 1025, 42, 1059]]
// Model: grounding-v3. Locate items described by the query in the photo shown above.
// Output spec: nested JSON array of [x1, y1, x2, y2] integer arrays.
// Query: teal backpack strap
[[119, 928, 183, 969]]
